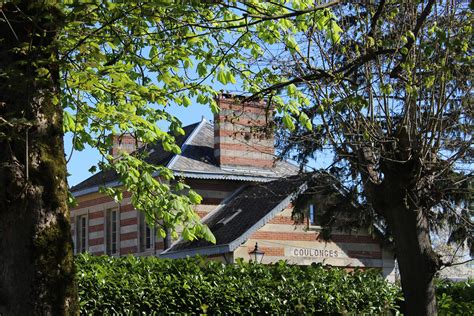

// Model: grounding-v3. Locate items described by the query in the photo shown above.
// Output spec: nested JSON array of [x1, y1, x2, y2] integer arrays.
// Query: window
[[76, 215, 88, 253], [308, 204, 320, 227], [106, 208, 119, 255], [139, 212, 155, 252]]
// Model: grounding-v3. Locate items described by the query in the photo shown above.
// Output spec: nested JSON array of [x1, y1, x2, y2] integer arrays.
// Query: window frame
[[106, 208, 120, 255], [139, 212, 155, 253], [307, 203, 322, 229], [76, 214, 88, 254]]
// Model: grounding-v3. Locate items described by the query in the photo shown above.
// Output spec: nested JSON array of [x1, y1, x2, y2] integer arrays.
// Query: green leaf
[[217, 70, 227, 84], [210, 100, 220, 114], [329, 20, 342, 44], [287, 84, 297, 97], [188, 190, 202, 204], [197, 63, 207, 77], [283, 114, 295, 131], [226, 71, 236, 84], [284, 34, 300, 53], [159, 228, 167, 238], [367, 36, 375, 47], [63, 111, 76, 132], [183, 96, 192, 107], [299, 112, 312, 130]]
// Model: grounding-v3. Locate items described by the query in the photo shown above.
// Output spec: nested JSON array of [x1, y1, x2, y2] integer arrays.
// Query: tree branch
[[245, 48, 395, 101], [243, 0, 340, 21], [390, 0, 436, 78], [440, 258, 474, 270], [368, 0, 385, 38]]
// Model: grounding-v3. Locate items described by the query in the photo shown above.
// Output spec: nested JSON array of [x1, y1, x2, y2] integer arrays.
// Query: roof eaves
[[159, 244, 231, 259], [72, 180, 121, 198], [71, 166, 277, 198], [171, 170, 279, 182]]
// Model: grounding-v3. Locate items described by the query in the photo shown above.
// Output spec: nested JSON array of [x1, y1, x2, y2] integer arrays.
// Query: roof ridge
[[167, 118, 209, 169]]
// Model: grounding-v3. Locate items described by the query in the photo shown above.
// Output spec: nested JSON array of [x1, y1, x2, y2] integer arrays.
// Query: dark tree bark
[[387, 205, 439, 316], [366, 155, 441, 316], [0, 2, 78, 314]]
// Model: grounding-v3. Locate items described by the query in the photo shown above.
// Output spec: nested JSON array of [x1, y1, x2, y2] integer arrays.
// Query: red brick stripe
[[73, 191, 132, 210], [89, 224, 104, 233], [328, 235, 379, 244], [347, 251, 382, 259], [215, 142, 274, 154], [89, 237, 103, 246], [121, 204, 134, 212], [201, 198, 223, 205], [216, 116, 267, 127], [121, 232, 137, 241], [248, 246, 284, 257], [74, 196, 113, 209], [185, 181, 241, 192], [268, 216, 295, 225], [216, 157, 274, 168], [120, 218, 137, 227], [218, 100, 271, 113], [89, 211, 104, 219], [120, 246, 137, 254], [250, 231, 380, 244], [251, 231, 319, 241]]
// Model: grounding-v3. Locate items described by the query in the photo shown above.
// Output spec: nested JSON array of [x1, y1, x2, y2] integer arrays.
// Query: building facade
[[70, 94, 396, 281]]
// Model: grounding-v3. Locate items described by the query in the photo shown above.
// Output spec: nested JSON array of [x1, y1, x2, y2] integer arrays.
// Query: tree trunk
[[387, 204, 439, 315], [0, 2, 78, 314], [371, 171, 441, 316]]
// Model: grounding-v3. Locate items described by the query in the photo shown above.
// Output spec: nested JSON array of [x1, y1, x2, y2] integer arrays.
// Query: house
[[70, 94, 396, 281]]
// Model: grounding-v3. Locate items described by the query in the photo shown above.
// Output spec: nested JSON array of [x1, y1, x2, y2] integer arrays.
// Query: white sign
[[288, 247, 339, 258]]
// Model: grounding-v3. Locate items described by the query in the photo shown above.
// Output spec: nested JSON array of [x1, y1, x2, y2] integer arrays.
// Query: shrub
[[436, 279, 474, 315], [76, 254, 401, 315]]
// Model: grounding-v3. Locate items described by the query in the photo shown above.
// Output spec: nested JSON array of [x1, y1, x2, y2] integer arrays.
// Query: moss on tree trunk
[[0, 1, 78, 314]]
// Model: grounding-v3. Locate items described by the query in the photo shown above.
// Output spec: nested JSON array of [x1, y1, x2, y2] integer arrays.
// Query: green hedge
[[436, 279, 474, 315], [76, 254, 401, 315]]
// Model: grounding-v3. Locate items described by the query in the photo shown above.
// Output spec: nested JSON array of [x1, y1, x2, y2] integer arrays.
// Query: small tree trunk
[[0, 2, 78, 314]]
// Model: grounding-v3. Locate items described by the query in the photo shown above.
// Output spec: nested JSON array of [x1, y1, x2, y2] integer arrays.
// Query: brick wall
[[214, 94, 275, 168], [70, 178, 238, 256], [233, 206, 396, 281]]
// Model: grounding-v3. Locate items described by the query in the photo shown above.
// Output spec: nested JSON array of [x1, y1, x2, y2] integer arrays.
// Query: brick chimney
[[109, 134, 140, 158], [214, 94, 275, 169]]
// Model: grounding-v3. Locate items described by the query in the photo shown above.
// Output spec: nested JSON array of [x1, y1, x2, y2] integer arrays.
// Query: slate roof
[[70, 122, 199, 194], [160, 175, 309, 258], [71, 119, 298, 196], [169, 119, 298, 179]]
